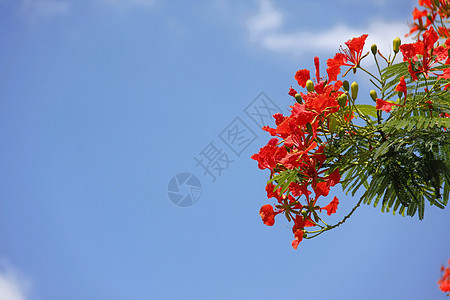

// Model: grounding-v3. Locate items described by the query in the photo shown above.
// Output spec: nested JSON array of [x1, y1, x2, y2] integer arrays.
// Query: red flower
[[413, 7, 428, 20], [291, 215, 307, 249], [295, 69, 310, 88], [423, 26, 439, 51], [400, 27, 446, 80], [399, 42, 423, 80], [399, 42, 423, 59], [325, 169, 341, 187], [265, 183, 278, 199], [251, 144, 287, 170], [439, 68, 450, 80], [395, 76, 407, 100], [314, 181, 330, 198], [321, 196, 339, 216], [446, 38, 450, 64], [289, 87, 298, 97], [289, 182, 310, 198], [279, 152, 301, 169], [438, 26, 450, 38], [265, 182, 297, 204], [376, 98, 402, 113], [434, 45, 449, 62], [419, 0, 432, 7], [314, 56, 322, 82], [313, 145, 327, 167], [440, 280, 450, 293], [438, 259, 450, 293], [259, 204, 281, 226], [326, 53, 346, 82], [261, 125, 277, 136], [343, 34, 369, 66], [291, 230, 303, 250], [326, 34, 369, 80], [289, 103, 318, 127], [268, 137, 279, 146], [251, 145, 276, 170], [406, 6, 436, 37], [273, 113, 286, 126]]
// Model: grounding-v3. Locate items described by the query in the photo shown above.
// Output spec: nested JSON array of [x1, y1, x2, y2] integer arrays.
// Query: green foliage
[[268, 168, 298, 196], [325, 61, 450, 220], [355, 104, 378, 118], [363, 129, 450, 219]]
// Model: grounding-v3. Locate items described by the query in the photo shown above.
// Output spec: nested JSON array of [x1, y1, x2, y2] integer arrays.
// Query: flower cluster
[[401, 27, 450, 82], [407, 0, 450, 38], [252, 37, 372, 249], [438, 259, 450, 294], [252, 0, 450, 251]]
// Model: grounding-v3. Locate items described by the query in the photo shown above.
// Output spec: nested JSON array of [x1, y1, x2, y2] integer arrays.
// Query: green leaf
[[355, 104, 378, 118]]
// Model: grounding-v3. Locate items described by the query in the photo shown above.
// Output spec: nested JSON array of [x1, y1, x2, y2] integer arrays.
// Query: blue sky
[[1, 0, 449, 299]]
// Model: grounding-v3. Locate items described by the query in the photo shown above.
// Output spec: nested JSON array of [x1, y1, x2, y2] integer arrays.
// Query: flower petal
[[259, 204, 277, 226], [322, 196, 339, 216], [376, 98, 402, 113], [295, 69, 310, 88]]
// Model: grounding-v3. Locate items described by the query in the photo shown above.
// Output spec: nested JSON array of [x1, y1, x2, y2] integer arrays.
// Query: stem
[[370, 79, 382, 91], [304, 196, 364, 239], [374, 54, 382, 75], [318, 215, 329, 227], [358, 66, 383, 85], [326, 197, 363, 230], [391, 52, 397, 65]]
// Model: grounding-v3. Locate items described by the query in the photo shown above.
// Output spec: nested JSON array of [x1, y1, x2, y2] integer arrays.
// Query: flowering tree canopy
[[252, 0, 450, 253]]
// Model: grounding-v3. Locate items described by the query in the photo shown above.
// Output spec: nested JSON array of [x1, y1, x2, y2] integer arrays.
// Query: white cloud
[[260, 22, 413, 55], [246, 0, 282, 41], [21, 0, 70, 21], [246, 0, 414, 58], [0, 261, 31, 300]]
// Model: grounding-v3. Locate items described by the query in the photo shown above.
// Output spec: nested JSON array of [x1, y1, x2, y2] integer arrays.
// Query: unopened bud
[[393, 37, 401, 53], [351, 81, 359, 100], [301, 209, 308, 217], [338, 94, 347, 107], [328, 116, 337, 133], [371, 44, 377, 56], [370, 90, 378, 102], [295, 93, 303, 104], [343, 80, 350, 91], [306, 80, 314, 92]]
